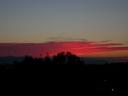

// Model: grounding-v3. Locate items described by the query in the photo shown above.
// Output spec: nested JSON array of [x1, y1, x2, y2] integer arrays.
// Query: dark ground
[[0, 53, 128, 96], [0, 63, 128, 96]]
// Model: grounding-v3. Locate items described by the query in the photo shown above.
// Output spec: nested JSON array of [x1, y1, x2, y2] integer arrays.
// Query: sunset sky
[[0, 0, 128, 57]]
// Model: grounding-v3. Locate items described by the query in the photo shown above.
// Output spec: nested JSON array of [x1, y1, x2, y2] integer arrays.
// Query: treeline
[[0, 52, 128, 95], [0, 52, 85, 73], [18, 52, 84, 65]]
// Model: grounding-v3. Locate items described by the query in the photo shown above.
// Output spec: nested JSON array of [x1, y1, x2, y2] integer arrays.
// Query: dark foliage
[[0, 52, 128, 96]]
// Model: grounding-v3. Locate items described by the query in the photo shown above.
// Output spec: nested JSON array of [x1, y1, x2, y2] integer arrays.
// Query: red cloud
[[0, 41, 128, 57]]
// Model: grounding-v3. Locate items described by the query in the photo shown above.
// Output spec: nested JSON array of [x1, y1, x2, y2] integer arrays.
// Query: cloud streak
[[0, 41, 128, 57]]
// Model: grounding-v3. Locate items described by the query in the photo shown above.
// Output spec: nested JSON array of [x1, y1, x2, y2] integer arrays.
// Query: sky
[[0, 0, 128, 57], [0, 42, 128, 57]]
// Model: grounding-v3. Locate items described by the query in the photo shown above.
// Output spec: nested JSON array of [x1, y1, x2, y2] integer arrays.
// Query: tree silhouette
[[0, 52, 128, 95], [19, 52, 84, 65]]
